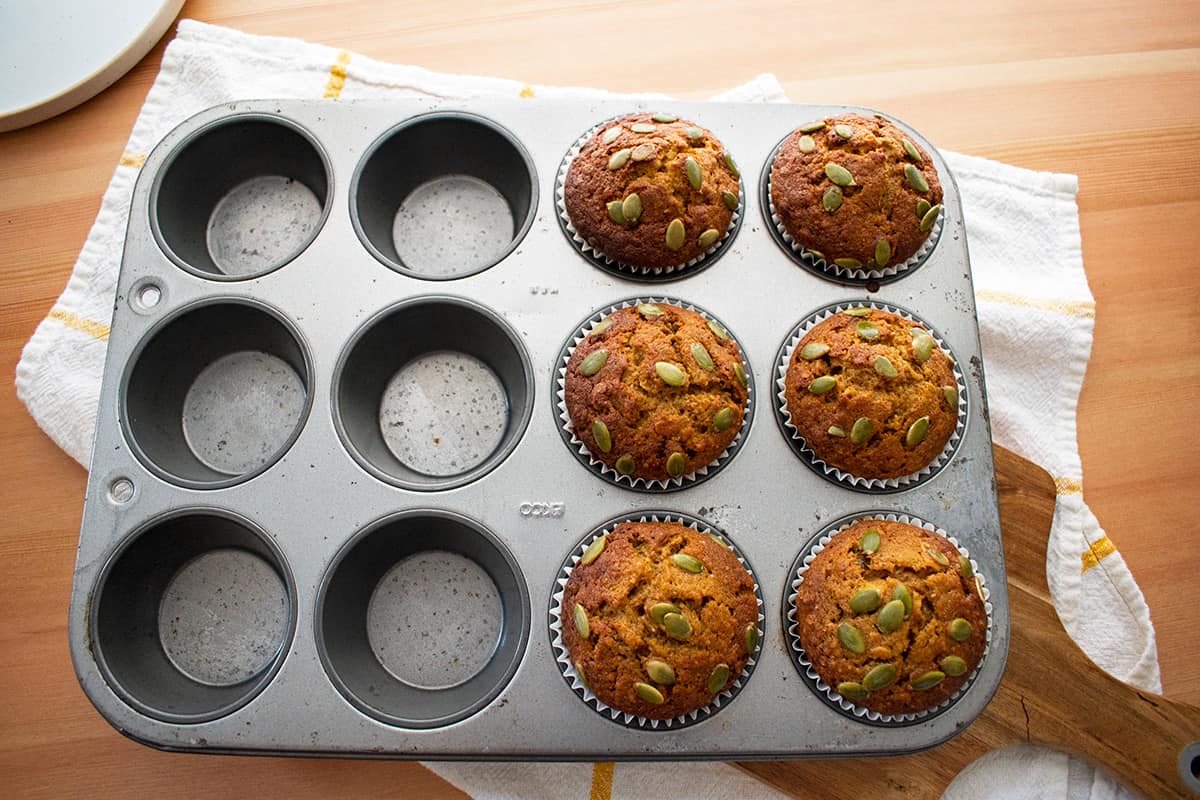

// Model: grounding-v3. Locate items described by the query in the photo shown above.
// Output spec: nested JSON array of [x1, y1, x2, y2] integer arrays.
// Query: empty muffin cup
[[121, 299, 313, 489], [352, 112, 537, 279], [316, 509, 529, 728], [334, 296, 533, 490], [151, 114, 331, 279], [89, 510, 296, 723]]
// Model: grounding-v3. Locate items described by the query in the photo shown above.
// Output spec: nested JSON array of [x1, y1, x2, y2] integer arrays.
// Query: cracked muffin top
[[562, 520, 759, 720], [564, 302, 748, 483], [563, 112, 741, 269], [793, 519, 987, 716], [783, 307, 957, 480], [770, 113, 942, 270]]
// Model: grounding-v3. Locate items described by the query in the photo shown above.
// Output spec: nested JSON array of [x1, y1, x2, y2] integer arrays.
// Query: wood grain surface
[[2, 1, 1198, 797]]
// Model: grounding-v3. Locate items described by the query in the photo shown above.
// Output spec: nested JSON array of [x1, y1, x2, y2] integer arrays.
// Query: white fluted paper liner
[[763, 145, 944, 282], [555, 115, 743, 276], [775, 300, 967, 491], [556, 296, 752, 491], [549, 512, 765, 730], [785, 512, 993, 726]]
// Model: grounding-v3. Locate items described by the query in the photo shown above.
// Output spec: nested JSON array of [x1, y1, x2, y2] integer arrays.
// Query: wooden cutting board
[[740, 446, 1200, 798]]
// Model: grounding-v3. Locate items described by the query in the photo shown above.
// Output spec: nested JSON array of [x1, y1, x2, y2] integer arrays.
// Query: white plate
[[0, 0, 183, 132]]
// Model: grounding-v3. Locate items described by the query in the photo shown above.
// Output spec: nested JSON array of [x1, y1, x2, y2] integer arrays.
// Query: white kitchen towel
[[15, 19, 1159, 799]]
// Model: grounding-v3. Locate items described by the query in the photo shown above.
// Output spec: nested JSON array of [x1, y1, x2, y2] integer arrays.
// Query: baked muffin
[[562, 520, 759, 719], [563, 112, 741, 269], [793, 519, 987, 716], [564, 302, 749, 483], [770, 113, 942, 270], [783, 307, 957, 480]]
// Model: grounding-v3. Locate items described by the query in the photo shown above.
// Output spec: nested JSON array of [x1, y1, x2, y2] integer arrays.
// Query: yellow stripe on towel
[[119, 151, 146, 169], [1054, 476, 1083, 495], [976, 289, 1096, 319], [47, 308, 110, 341], [589, 762, 614, 800], [1081, 535, 1116, 574], [323, 50, 352, 98]]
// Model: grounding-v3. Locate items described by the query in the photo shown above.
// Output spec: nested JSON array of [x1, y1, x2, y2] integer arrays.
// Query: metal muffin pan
[[71, 98, 1007, 759]]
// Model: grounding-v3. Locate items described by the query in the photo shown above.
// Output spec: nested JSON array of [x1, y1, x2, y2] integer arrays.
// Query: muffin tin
[[70, 98, 1007, 759]]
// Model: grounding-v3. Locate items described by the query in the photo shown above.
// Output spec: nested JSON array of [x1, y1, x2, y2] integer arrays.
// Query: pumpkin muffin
[[564, 302, 749, 483], [793, 519, 987, 716], [783, 307, 957, 480], [563, 112, 741, 269], [770, 113, 942, 271], [562, 520, 759, 719]]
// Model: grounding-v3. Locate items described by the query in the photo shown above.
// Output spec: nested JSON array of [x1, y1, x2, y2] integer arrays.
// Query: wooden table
[[2, 1, 1197, 796]]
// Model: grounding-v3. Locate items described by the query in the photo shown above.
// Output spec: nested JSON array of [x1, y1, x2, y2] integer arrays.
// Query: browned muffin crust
[[564, 303, 748, 482], [794, 520, 987, 716], [783, 308, 956, 479], [770, 113, 943, 269], [564, 112, 741, 269], [562, 521, 758, 720]]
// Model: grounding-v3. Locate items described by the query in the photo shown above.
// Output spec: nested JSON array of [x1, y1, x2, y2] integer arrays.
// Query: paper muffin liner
[[549, 511, 765, 730], [555, 296, 753, 492], [784, 511, 993, 727], [759, 136, 944, 284], [774, 300, 967, 492], [555, 115, 744, 279]]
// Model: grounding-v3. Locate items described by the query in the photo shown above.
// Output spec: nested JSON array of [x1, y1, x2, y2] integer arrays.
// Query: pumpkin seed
[[801, 342, 830, 360], [581, 535, 607, 565], [904, 163, 929, 193], [708, 533, 728, 548], [808, 248, 825, 260], [834, 123, 854, 139], [638, 303, 663, 317], [906, 416, 930, 447], [844, 307, 872, 317], [672, 552, 704, 573], [652, 113, 677, 123], [838, 622, 865, 654], [734, 362, 748, 387], [850, 587, 882, 613], [631, 143, 656, 161], [707, 663, 731, 694], [589, 317, 613, 336], [665, 218, 686, 250], [960, 555, 974, 578], [666, 452, 687, 478], [850, 417, 874, 444], [573, 603, 590, 638], [861, 529, 881, 554], [724, 153, 740, 178], [809, 375, 837, 395], [837, 681, 869, 701], [893, 583, 913, 617], [616, 455, 636, 475], [798, 120, 826, 133], [655, 361, 686, 386], [631, 123, 656, 133], [920, 203, 941, 232], [941, 655, 968, 677], [902, 138, 923, 162], [686, 126, 704, 140], [592, 419, 612, 452], [575, 661, 589, 689], [827, 426, 845, 437], [876, 599, 905, 633], [608, 148, 631, 170], [875, 356, 898, 377], [713, 407, 736, 432], [645, 659, 676, 685], [928, 547, 950, 567], [797, 135, 817, 153], [913, 333, 935, 363], [862, 663, 897, 692], [916, 198, 932, 219], [690, 342, 715, 371], [708, 318, 730, 340], [634, 682, 664, 704], [825, 162, 855, 186], [856, 320, 878, 340], [944, 386, 958, 407], [744, 623, 759, 653], [622, 193, 643, 223], [698, 228, 721, 249], [722, 190, 739, 210], [685, 156, 702, 189], [912, 670, 945, 691], [579, 349, 608, 376], [602, 127, 622, 144], [663, 612, 693, 640], [822, 186, 843, 212], [650, 602, 680, 624], [606, 200, 628, 225], [874, 238, 891, 267], [835, 257, 863, 269]]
